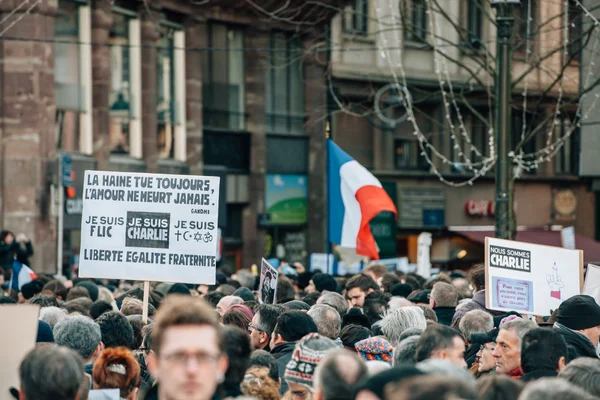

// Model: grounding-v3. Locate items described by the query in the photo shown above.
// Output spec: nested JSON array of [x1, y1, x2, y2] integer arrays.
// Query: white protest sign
[[310, 253, 335, 274], [88, 389, 120, 400], [485, 237, 583, 316], [79, 171, 220, 284], [583, 264, 600, 304], [0, 305, 39, 400], [376, 257, 411, 273], [259, 258, 279, 304]]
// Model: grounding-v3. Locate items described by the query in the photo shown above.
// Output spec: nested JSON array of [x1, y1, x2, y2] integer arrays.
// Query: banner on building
[[485, 237, 583, 316], [79, 171, 220, 284], [259, 258, 279, 304]]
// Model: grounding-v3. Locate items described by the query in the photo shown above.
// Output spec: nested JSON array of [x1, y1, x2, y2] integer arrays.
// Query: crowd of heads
[[4, 261, 600, 400]]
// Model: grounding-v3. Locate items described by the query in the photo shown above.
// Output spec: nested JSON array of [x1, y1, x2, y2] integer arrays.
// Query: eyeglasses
[[248, 323, 265, 334], [161, 351, 220, 366]]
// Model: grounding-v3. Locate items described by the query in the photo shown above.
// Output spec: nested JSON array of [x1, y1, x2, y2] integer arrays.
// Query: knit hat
[[167, 283, 191, 296], [36, 320, 54, 343], [283, 300, 311, 312], [21, 281, 41, 300], [311, 273, 337, 293], [355, 337, 394, 364], [407, 290, 431, 305], [233, 287, 255, 302], [76, 281, 99, 302], [227, 304, 254, 321], [493, 311, 522, 329], [342, 308, 371, 329], [390, 283, 413, 298], [284, 333, 337, 388], [557, 295, 600, 331]]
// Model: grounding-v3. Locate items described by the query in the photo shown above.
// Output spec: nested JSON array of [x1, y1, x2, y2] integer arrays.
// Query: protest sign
[[376, 257, 411, 273], [561, 226, 576, 249], [485, 237, 583, 316], [310, 253, 335, 274], [583, 263, 600, 304], [79, 171, 220, 284], [259, 258, 279, 304], [0, 305, 39, 400], [89, 389, 120, 400]]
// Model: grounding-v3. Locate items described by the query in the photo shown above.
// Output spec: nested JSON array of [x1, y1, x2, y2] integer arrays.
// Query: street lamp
[[491, 0, 520, 240]]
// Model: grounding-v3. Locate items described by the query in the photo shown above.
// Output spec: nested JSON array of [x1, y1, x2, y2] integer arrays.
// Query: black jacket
[[271, 341, 296, 394], [433, 307, 456, 326], [521, 369, 558, 382], [555, 323, 599, 360]]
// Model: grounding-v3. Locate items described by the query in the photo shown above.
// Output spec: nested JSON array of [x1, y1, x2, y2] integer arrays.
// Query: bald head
[[315, 350, 368, 400], [217, 295, 243, 317]]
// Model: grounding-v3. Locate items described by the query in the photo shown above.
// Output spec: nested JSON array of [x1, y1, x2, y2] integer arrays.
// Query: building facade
[[0, 0, 340, 273], [331, 0, 598, 267]]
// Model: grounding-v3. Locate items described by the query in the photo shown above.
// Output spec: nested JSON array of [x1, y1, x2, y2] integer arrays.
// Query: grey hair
[[399, 327, 423, 342], [559, 358, 600, 397], [317, 291, 348, 317], [366, 360, 391, 375], [459, 310, 494, 341], [235, 269, 257, 288], [19, 345, 84, 400], [393, 335, 420, 365], [501, 319, 537, 347], [380, 306, 427, 347], [518, 378, 597, 400], [455, 298, 473, 312], [314, 349, 368, 400], [39, 307, 68, 329], [308, 304, 342, 340], [417, 359, 475, 388], [430, 282, 458, 307], [53, 315, 102, 360], [301, 334, 339, 352]]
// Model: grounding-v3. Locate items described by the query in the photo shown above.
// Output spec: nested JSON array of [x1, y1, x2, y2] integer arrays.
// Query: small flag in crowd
[[327, 139, 397, 260], [9, 260, 37, 292]]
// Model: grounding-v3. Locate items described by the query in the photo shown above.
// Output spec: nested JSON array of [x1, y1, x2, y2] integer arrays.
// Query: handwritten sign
[[259, 258, 279, 304], [492, 277, 533, 312], [79, 171, 220, 284]]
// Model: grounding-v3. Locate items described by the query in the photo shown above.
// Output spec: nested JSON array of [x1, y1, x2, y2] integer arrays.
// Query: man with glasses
[[248, 304, 285, 351], [469, 328, 498, 377], [144, 295, 228, 400]]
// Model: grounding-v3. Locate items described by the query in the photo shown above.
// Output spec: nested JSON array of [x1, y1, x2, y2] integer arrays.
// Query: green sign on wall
[[266, 174, 308, 225]]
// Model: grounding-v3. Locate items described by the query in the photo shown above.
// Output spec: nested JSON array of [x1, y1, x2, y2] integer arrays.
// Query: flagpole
[[325, 123, 332, 275]]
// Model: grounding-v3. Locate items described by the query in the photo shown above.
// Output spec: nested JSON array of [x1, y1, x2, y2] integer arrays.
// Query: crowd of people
[[3, 262, 600, 400]]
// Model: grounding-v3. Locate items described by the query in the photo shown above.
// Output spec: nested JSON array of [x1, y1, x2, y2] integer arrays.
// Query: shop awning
[[450, 228, 600, 263]]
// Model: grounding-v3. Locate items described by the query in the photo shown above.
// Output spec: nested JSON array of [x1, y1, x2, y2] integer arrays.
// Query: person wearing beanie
[[283, 300, 311, 312], [233, 287, 255, 302], [554, 294, 600, 360], [467, 329, 498, 377], [36, 320, 54, 343], [306, 273, 337, 294], [355, 336, 394, 364], [284, 333, 337, 399], [341, 307, 371, 329], [391, 283, 414, 298], [20, 281, 42, 303], [167, 282, 191, 296], [76, 281, 99, 302]]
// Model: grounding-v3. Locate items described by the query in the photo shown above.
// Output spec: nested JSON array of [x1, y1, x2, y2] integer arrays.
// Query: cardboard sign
[[259, 258, 279, 304], [0, 305, 39, 400], [485, 237, 583, 316], [583, 264, 600, 304], [79, 171, 220, 284]]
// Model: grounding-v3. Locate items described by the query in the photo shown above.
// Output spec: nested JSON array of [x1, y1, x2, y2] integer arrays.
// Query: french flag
[[10, 260, 37, 292], [328, 139, 397, 260]]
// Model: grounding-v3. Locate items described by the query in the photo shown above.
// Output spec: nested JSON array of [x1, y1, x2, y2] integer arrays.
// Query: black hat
[[20, 281, 41, 300], [557, 295, 600, 330], [342, 307, 371, 329], [470, 328, 499, 345], [407, 290, 431, 304], [283, 300, 311, 311], [167, 283, 191, 296], [233, 287, 255, 302], [312, 273, 337, 293], [76, 281, 99, 302], [390, 283, 413, 298], [356, 366, 424, 399]]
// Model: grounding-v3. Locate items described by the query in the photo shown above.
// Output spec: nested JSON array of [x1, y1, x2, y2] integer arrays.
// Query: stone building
[[0, 0, 342, 273]]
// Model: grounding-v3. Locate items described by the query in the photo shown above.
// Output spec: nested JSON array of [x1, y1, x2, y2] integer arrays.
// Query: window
[[55, 0, 84, 152], [466, 0, 483, 49], [109, 10, 138, 153], [555, 116, 580, 175], [568, 0, 583, 61], [513, 110, 540, 174], [404, 0, 428, 43], [265, 33, 304, 135], [394, 138, 429, 170], [343, 0, 369, 35], [203, 24, 245, 131], [157, 33, 176, 159], [513, 0, 537, 57]]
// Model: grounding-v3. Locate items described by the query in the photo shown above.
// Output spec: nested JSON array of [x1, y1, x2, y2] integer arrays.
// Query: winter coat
[[554, 322, 599, 360], [271, 341, 296, 394], [521, 369, 558, 382], [433, 307, 456, 326], [451, 290, 503, 327]]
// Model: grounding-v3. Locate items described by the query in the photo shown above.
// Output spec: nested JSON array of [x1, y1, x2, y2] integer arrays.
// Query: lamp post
[[491, 0, 520, 240]]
